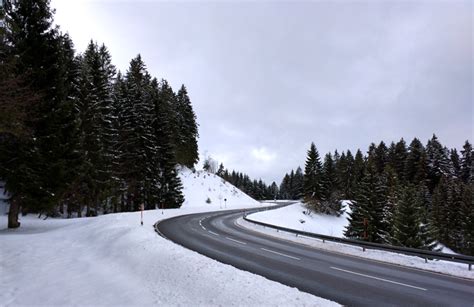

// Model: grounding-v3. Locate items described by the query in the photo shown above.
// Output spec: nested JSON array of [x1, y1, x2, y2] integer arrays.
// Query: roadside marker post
[[140, 204, 144, 226]]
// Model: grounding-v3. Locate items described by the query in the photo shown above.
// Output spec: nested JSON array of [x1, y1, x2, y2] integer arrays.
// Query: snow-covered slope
[[248, 201, 351, 237], [0, 171, 336, 306], [179, 167, 260, 209]]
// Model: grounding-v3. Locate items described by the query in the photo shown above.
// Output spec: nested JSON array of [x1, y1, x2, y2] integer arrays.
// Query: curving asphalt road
[[156, 206, 474, 306]]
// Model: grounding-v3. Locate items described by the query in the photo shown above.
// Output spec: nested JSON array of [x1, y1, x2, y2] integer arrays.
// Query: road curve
[[156, 206, 474, 306]]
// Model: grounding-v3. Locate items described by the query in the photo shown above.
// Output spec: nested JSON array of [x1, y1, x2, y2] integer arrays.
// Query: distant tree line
[[214, 163, 279, 201], [300, 136, 473, 255], [0, 0, 199, 228]]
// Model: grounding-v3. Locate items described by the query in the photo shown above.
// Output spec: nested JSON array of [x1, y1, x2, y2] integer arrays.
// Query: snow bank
[[0, 172, 336, 306], [243, 202, 474, 279], [248, 201, 351, 237]]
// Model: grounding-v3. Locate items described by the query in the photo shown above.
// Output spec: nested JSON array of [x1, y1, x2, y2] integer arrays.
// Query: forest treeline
[[0, 0, 198, 228], [217, 136, 473, 255]]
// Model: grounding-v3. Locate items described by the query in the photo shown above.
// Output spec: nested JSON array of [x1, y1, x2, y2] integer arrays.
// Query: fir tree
[[460, 141, 473, 184], [345, 162, 385, 242], [293, 167, 304, 199], [303, 143, 327, 212], [349, 149, 365, 199], [392, 185, 437, 250], [174, 85, 199, 168], [404, 138, 427, 185], [153, 78, 184, 208], [2, 0, 79, 224], [426, 134, 451, 192], [450, 149, 461, 179]]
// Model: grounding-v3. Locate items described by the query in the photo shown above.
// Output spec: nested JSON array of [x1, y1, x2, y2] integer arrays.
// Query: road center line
[[208, 230, 220, 236], [261, 248, 300, 260], [226, 237, 247, 245], [330, 267, 427, 291]]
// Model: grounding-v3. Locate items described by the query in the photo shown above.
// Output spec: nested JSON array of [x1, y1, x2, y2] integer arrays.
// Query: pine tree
[[153, 78, 184, 209], [379, 165, 399, 243], [73, 41, 117, 215], [279, 173, 290, 199], [349, 149, 365, 199], [460, 141, 473, 184], [391, 138, 407, 182], [430, 176, 450, 244], [174, 85, 199, 168], [293, 167, 304, 199], [426, 134, 451, 192], [2, 0, 80, 224], [404, 138, 427, 185], [450, 149, 461, 179], [392, 185, 437, 250], [344, 162, 385, 242], [458, 182, 474, 255], [303, 143, 327, 212]]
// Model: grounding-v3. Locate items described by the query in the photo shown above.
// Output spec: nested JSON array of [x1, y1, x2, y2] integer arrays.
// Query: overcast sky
[[51, 0, 472, 184]]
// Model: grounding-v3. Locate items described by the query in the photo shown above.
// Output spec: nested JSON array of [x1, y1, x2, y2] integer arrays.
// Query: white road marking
[[330, 267, 427, 291], [208, 231, 220, 236], [261, 248, 301, 260], [226, 237, 247, 245]]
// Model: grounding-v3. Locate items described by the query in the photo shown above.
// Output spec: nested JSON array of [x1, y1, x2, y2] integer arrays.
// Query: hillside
[[179, 167, 260, 209]]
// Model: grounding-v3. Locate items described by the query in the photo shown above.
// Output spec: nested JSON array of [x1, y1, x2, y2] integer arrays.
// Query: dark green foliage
[[392, 185, 437, 250], [72, 41, 116, 216], [219, 166, 274, 200], [460, 141, 473, 183], [426, 134, 451, 192], [278, 167, 303, 200], [1, 0, 197, 226], [304, 143, 331, 213], [404, 138, 427, 184], [389, 138, 407, 182], [153, 79, 184, 209], [1, 0, 80, 220], [344, 163, 386, 242], [174, 85, 199, 168], [300, 136, 471, 254]]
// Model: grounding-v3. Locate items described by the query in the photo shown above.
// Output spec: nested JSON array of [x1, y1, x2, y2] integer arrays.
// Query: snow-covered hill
[[179, 167, 260, 209]]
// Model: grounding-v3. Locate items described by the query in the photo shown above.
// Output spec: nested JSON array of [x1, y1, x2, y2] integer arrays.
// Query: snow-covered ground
[[179, 167, 259, 209], [249, 201, 351, 237], [0, 169, 336, 306], [243, 202, 474, 279]]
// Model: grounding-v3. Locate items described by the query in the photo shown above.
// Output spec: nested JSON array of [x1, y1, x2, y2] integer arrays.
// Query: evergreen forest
[[0, 0, 199, 227]]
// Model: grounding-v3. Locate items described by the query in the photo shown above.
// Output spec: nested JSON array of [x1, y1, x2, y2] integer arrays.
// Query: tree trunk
[[8, 198, 21, 228]]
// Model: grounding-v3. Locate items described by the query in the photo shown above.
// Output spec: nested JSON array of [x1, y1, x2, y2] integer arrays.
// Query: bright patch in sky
[[251, 147, 277, 163]]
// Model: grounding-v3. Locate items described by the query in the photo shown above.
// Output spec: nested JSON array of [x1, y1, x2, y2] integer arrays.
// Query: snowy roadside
[[0, 203, 337, 306], [242, 202, 474, 280]]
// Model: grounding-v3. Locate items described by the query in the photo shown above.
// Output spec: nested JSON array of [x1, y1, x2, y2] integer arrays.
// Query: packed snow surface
[[244, 202, 474, 279], [0, 169, 336, 306]]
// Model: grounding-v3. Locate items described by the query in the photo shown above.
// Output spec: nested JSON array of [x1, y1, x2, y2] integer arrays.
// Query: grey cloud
[[52, 0, 472, 183]]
